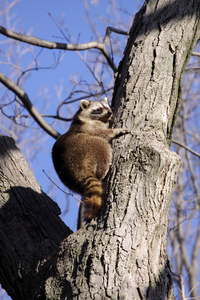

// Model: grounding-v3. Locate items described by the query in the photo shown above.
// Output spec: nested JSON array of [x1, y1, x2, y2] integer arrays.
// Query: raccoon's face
[[79, 98, 112, 123]]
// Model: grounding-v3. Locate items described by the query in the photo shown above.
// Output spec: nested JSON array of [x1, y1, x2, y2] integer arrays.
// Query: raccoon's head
[[76, 98, 112, 124]]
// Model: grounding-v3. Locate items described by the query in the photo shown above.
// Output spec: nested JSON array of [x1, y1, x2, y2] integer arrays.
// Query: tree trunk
[[1, 0, 200, 299], [0, 135, 72, 299]]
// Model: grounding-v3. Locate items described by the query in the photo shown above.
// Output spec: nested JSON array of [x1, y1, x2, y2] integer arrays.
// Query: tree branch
[[0, 25, 117, 72], [104, 26, 129, 43], [0, 0, 20, 17], [192, 52, 200, 57], [0, 72, 60, 139], [172, 139, 200, 158]]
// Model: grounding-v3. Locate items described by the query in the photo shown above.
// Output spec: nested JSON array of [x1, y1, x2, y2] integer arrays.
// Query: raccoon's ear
[[80, 99, 90, 110]]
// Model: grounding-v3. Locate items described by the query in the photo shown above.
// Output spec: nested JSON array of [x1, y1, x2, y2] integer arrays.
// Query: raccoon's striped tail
[[82, 176, 104, 223]]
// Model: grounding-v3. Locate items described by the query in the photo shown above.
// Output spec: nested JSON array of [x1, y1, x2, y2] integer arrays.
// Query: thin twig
[[42, 169, 82, 204], [0, 72, 60, 139], [172, 139, 200, 158]]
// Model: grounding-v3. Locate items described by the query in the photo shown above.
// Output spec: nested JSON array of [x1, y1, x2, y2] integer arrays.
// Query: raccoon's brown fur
[[52, 98, 128, 228]]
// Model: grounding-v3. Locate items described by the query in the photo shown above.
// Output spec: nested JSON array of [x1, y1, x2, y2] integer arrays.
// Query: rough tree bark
[[0, 0, 200, 299]]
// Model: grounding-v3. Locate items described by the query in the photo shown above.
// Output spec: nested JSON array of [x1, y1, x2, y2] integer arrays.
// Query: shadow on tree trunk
[[0, 185, 71, 299]]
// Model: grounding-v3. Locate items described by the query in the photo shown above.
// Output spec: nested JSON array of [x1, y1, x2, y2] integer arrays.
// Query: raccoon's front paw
[[118, 129, 131, 136]]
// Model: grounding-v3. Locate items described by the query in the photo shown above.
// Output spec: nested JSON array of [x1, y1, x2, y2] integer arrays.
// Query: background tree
[[168, 59, 200, 299], [0, 0, 200, 299]]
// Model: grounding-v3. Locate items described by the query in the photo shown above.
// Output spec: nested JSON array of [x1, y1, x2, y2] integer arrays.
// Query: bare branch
[[192, 52, 200, 57], [0, 25, 117, 72], [180, 275, 186, 300], [0, 0, 20, 17], [108, 26, 129, 36], [0, 72, 60, 139], [172, 139, 200, 158], [104, 26, 129, 41], [189, 223, 200, 299]]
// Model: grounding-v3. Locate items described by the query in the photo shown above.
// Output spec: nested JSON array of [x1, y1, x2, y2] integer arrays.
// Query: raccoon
[[52, 98, 128, 228]]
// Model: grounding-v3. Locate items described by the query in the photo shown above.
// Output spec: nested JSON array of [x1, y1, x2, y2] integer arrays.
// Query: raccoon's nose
[[107, 110, 112, 116]]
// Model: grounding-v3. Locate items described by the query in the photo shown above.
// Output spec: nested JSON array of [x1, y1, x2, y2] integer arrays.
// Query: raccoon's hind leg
[[82, 176, 104, 223]]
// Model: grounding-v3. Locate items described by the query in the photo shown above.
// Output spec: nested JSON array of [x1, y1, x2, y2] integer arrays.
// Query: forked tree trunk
[[0, 0, 200, 299]]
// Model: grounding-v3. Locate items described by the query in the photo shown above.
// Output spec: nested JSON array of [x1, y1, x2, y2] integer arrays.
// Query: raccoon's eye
[[93, 108, 103, 114]]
